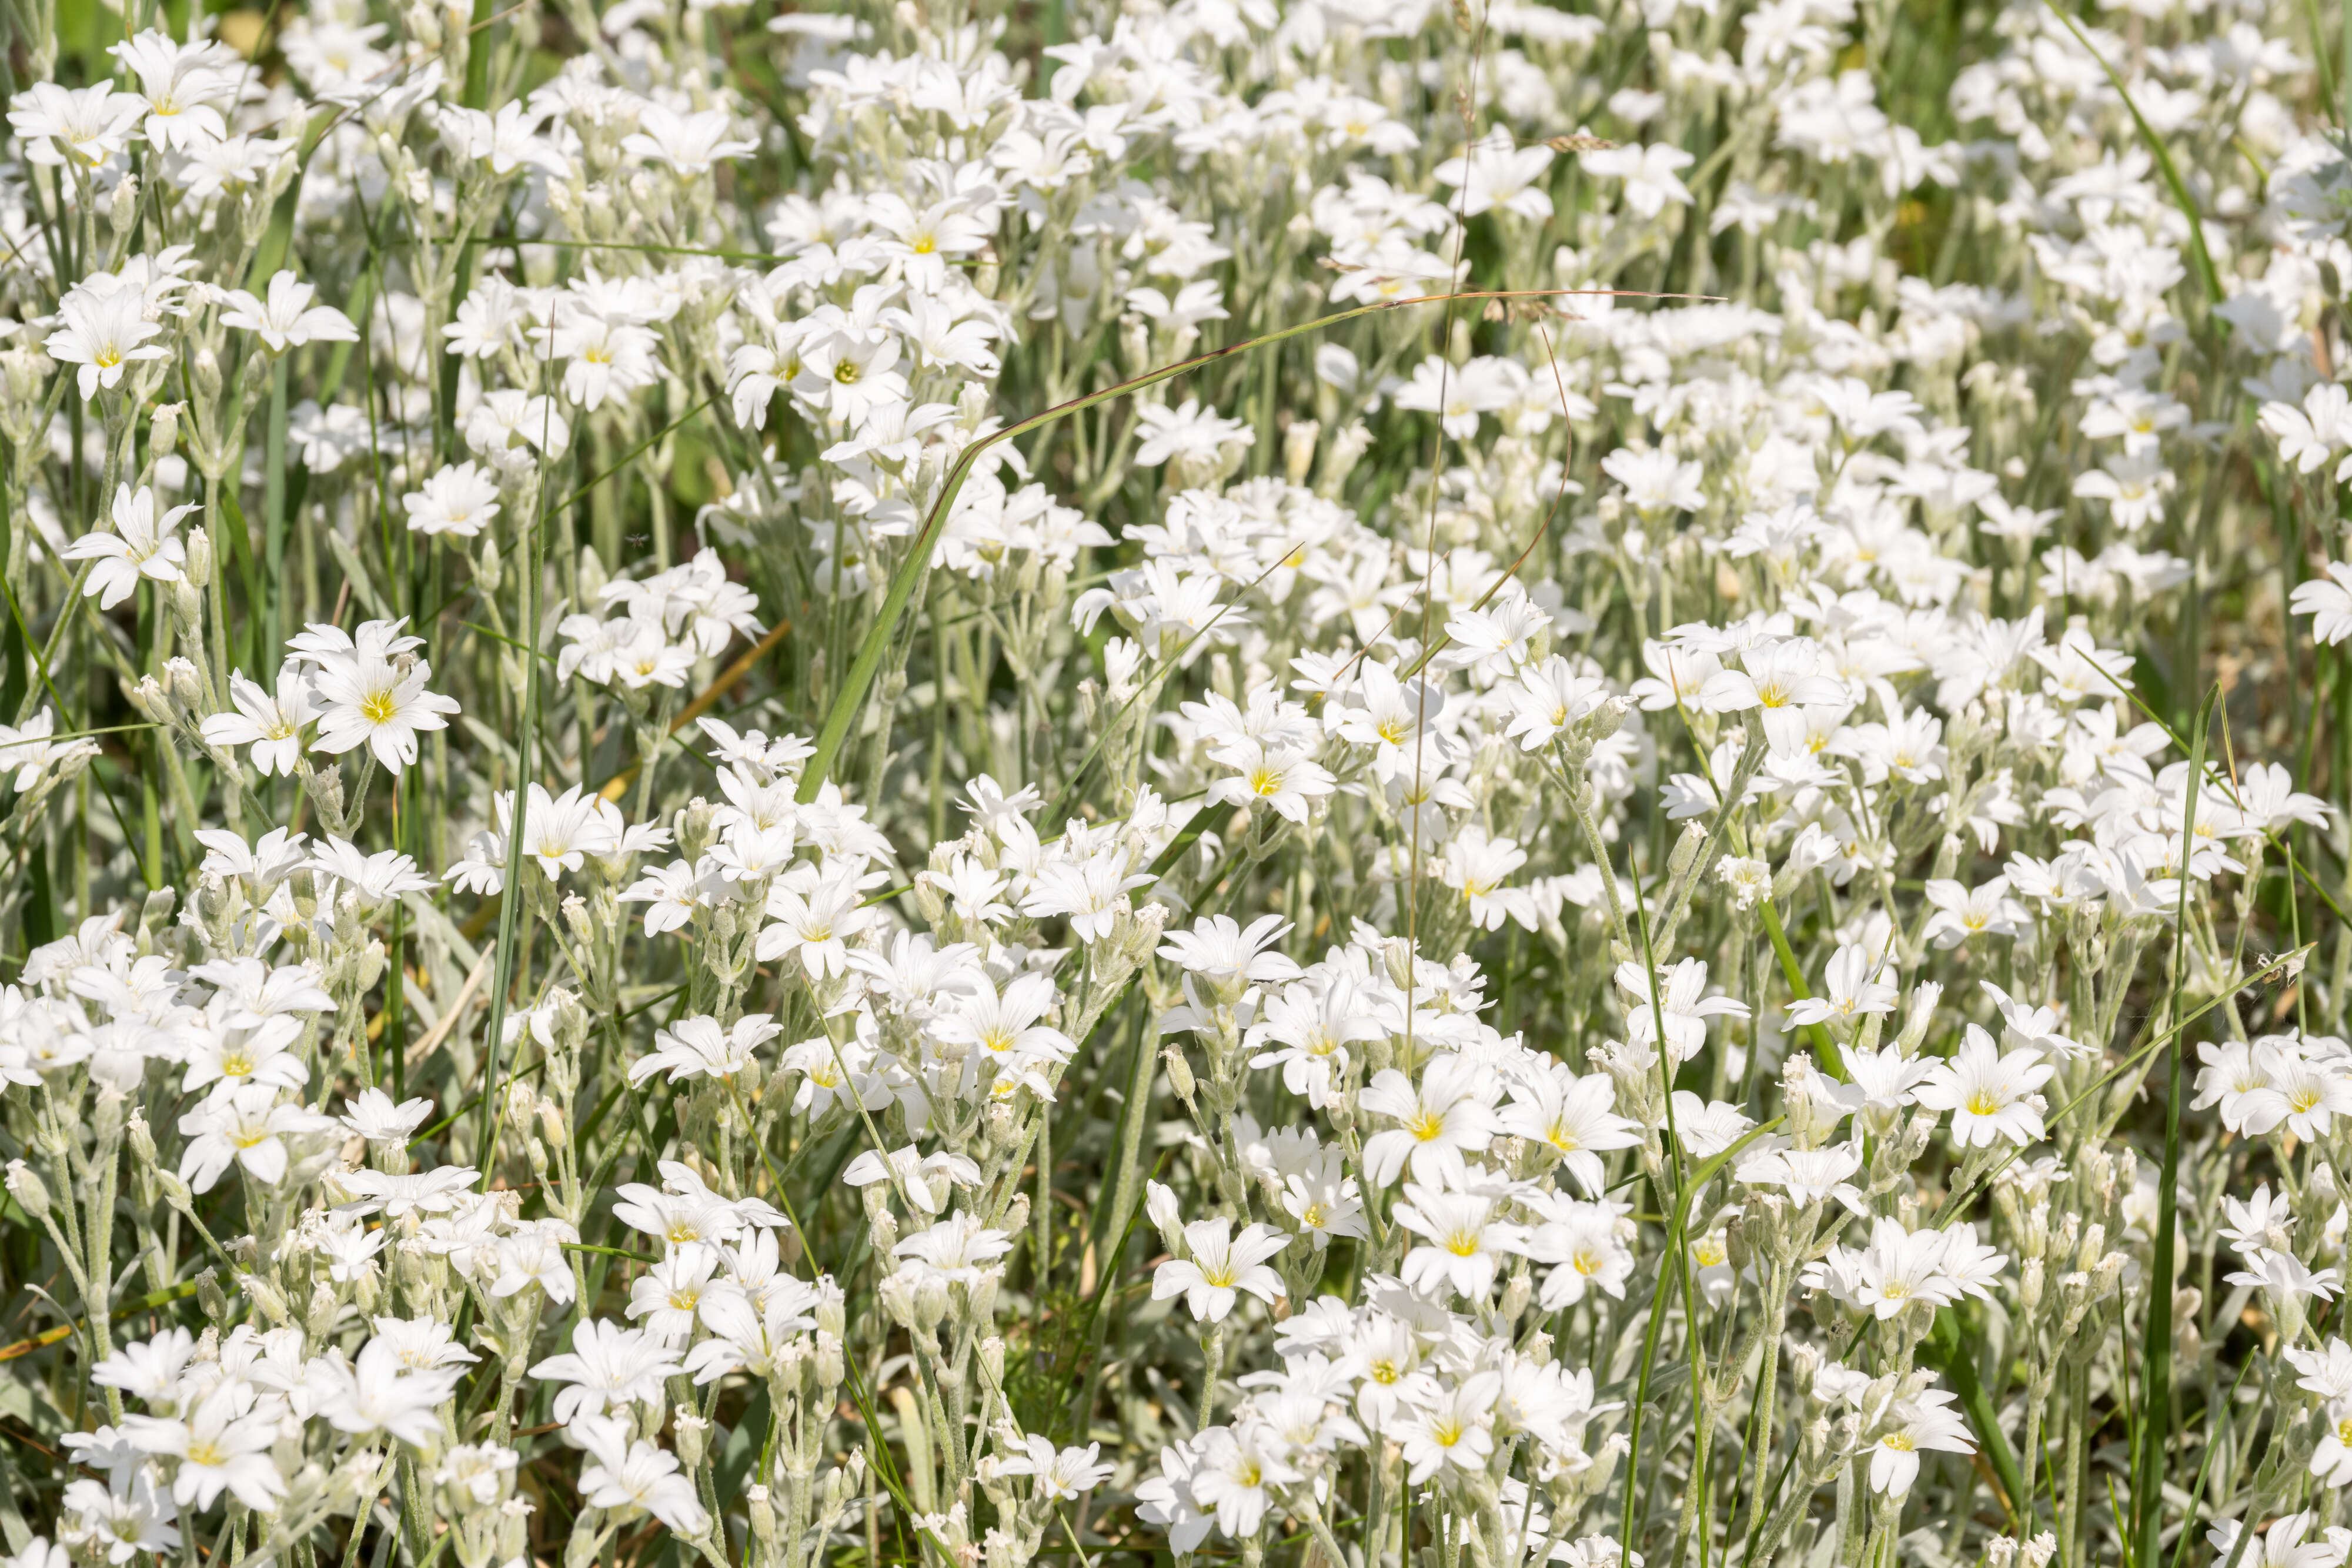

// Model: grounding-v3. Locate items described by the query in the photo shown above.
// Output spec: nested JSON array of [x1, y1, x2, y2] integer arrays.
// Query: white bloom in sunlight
[[1152, 1218, 1289, 1321], [109, 28, 238, 149], [47, 287, 170, 400], [436, 101, 569, 176], [465, 389, 572, 462], [1914, 1026, 2053, 1148], [1396, 1373, 1503, 1483], [312, 1339, 462, 1446], [1133, 399, 1255, 469], [308, 652, 462, 774], [529, 1320, 682, 1424], [2259, 383, 2352, 477], [1920, 876, 2027, 948], [2224, 1247, 2343, 1307], [1615, 958, 1750, 1064], [630, 1014, 781, 1085], [1434, 136, 1553, 218], [2293, 562, 2352, 647], [0, 710, 96, 794], [2207, 1513, 2352, 1568], [339, 1089, 432, 1146], [200, 664, 315, 776], [1785, 944, 1900, 1028], [175, 1085, 330, 1192], [401, 462, 503, 538], [1438, 827, 1538, 931], [1394, 1185, 1525, 1299], [1208, 738, 1337, 823], [1669, 1092, 1757, 1158], [999, 1435, 1114, 1502], [1580, 142, 1696, 217], [7, 82, 146, 169], [1186, 1425, 1300, 1539], [844, 1145, 981, 1215], [1360, 1054, 1501, 1188], [109, 32, 237, 152], [1868, 1389, 1973, 1496], [1502, 657, 1614, 750], [122, 1385, 285, 1509], [622, 104, 759, 173], [1602, 447, 1706, 516], [757, 870, 876, 980], [516, 783, 623, 880], [571, 1415, 711, 1536], [2310, 1403, 2352, 1489], [217, 271, 361, 353], [1020, 851, 1154, 942], [1528, 1201, 1636, 1308], [62, 485, 193, 609]]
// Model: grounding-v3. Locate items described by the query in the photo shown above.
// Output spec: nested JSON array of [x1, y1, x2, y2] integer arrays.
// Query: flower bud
[[1282, 419, 1319, 486], [198, 1268, 230, 1323], [241, 1272, 290, 1325], [5, 1160, 48, 1221], [1161, 1046, 1197, 1108], [109, 174, 139, 236], [151, 402, 182, 460], [674, 1412, 710, 1470]]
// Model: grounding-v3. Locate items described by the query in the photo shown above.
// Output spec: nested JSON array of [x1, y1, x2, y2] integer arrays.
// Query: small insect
[[626, 533, 650, 545]]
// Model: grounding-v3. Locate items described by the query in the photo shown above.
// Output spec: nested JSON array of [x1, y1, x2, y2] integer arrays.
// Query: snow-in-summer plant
[[0, 0, 2345, 1567]]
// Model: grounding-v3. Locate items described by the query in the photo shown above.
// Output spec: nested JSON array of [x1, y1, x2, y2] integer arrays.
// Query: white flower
[[308, 650, 461, 774], [175, 1085, 330, 1192], [1359, 1054, 1501, 1188], [1435, 135, 1554, 218], [218, 271, 361, 353], [570, 1415, 711, 1535], [2293, 562, 2352, 646], [1580, 142, 1696, 217], [1913, 1025, 2054, 1147], [1868, 1389, 1973, 1496], [529, 1320, 683, 1424], [46, 288, 171, 400], [2206, 1513, 2352, 1568], [199, 664, 314, 776], [7, 82, 146, 169], [401, 462, 503, 538], [122, 1385, 286, 1510], [630, 1014, 781, 1085], [1151, 1217, 1288, 1322], [1786, 944, 1900, 1029], [61, 484, 193, 609], [621, 104, 757, 173]]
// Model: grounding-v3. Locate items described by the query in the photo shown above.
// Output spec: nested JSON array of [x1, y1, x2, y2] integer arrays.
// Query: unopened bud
[[1162, 1047, 1197, 1107], [1282, 419, 1319, 486], [5, 1160, 48, 1220], [240, 1272, 290, 1325], [197, 1268, 229, 1323], [674, 1412, 710, 1470], [150, 402, 182, 460], [109, 175, 139, 237]]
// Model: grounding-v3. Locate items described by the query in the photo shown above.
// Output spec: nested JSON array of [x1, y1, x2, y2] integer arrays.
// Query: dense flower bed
[[0, 0, 2343, 1566]]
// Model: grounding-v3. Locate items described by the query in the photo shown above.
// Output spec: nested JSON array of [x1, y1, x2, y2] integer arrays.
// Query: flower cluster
[[0, 0, 2342, 1567]]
